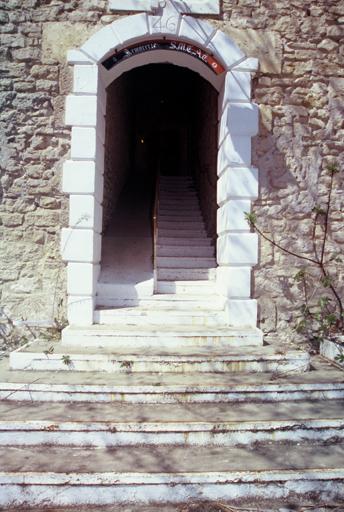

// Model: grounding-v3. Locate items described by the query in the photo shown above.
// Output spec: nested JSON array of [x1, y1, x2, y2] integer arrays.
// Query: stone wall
[[102, 73, 132, 232], [0, 0, 343, 345], [192, 79, 218, 243]]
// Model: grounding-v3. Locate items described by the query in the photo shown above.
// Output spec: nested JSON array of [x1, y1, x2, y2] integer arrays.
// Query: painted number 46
[[152, 15, 177, 32]]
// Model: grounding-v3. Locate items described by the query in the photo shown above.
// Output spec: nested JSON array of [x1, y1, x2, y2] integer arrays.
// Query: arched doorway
[[98, 63, 218, 306], [62, 8, 260, 328]]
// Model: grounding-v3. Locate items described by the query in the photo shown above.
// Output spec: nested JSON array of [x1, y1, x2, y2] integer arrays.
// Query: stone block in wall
[[214, 25, 282, 74], [42, 23, 100, 64]]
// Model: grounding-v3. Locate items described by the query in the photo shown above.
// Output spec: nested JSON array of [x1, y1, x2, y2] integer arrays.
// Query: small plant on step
[[245, 161, 343, 350], [62, 354, 72, 367]]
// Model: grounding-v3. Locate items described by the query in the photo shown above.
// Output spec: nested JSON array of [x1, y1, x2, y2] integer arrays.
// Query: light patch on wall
[[42, 21, 119, 64]]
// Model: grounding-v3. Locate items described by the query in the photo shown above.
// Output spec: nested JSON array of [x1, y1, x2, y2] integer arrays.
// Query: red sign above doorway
[[102, 39, 225, 75]]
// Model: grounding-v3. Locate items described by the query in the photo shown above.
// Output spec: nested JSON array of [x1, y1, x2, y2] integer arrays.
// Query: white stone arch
[[61, 8, 260, 327]]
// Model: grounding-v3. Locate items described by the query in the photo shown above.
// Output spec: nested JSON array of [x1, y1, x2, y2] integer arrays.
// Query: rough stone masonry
[[0, 0, 343, 348]]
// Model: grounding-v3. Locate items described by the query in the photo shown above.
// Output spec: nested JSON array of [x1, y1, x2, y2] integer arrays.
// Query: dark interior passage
[[98, 63, 218, 300]]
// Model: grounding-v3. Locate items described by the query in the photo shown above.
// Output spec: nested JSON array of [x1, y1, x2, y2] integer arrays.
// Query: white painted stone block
[[69, 195, 103, 233], [67, 49, 94, 64], [219, 104, 259, 143], [218, 135, 251, 171], [228, 103, 259, 136], [71, 127, 97, 159], [217, 199, 251, 233], [81, 24, 120, 63], [62, 161, 104, 203], [232, 57, 259, 72], [65, 95, 98, 127], [217, 233, 258, 265], [73, 65, 98, 94], [67, 263, 100, 296], [217, 167, 259, 204], [67, 295, 95, 326], [225, 299, 257, 327], [179, 16, 215, 46], [208, 30, 245, 69], [109, 0, 220, 15], [219, 71, 251, 115], [61, 228, 101, 263], [109, 0, 151, 10], [112, 13, 149, 43], [216, 266, 251, 298]]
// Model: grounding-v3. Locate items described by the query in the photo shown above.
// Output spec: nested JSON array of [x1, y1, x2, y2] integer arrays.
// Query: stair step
[[159, 221, 205, 230], [157, 268, 217, 280], [61, 324, 261, 348], [157, 237, 213, 246], [158, 229, 208, 237], [10, 341, 309, 373], [0, 443, 343, 507], [157, 256, 216, 268], [156, 280, 215, 294], [95, 307, 225, 326], [156, 245, 214, 257], [1, 400, 343, 447], [1, 356, 343, 404], [158, 213, 203, 221], [159, 201, 200, 209]]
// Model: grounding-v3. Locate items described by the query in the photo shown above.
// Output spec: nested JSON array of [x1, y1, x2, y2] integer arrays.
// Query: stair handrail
[[153, 170, 160, 290]]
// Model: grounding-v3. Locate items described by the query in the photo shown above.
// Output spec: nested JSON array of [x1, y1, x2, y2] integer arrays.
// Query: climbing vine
[[246, 162, 343, 347]]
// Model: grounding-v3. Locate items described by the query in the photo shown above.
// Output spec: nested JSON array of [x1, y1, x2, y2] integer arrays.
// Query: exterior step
[[1, 356, 343, 404], [1, 400, 344, 447], [95, 307, 224, 326], [156, 280, 215, 294], [0, 444, 343, 507], [157, 256, 216, 268], [96, 294, 224, 310], [61, 325, 262, 347], [10, 341, 309, 373], [157, 268, 217, 280], [156, 245, 214, 257]]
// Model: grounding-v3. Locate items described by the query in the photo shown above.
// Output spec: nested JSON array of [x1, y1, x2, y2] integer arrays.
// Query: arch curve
[[62, 9, 260, 329]]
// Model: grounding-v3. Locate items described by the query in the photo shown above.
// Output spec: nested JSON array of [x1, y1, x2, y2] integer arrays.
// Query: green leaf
[[294, 269, 306, 282], [326, 162, 339, 175], [312, 205, 326, 215], [320, 275, 333, 287], [244, 212, 257, 226], [318, 296, 331, 309]]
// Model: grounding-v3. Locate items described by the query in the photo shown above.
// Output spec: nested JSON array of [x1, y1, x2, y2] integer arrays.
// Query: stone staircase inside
[[1, 175, 344, 509]]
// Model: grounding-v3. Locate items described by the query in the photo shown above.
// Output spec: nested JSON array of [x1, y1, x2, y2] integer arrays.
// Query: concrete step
[[95, 294, 223, 308], [159, 201, 200, 209], [97, 294, 223, 308], [156, 245, 214, 257], [94, 307, 224, 326], [157, 267, 217, 280], [1, 443, 344, 507], [1, 400, 344, 447], [158, 210, 203, 218], [157, 236, 213, 246], [1, 356, 343, 404], [61, 324, 261, 347], [158, 228, 208, 237], [156, 280, 215, 295], [10, 341, 309, 374], [157, 256, 216, 268], [159, 220, 205, 230]]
